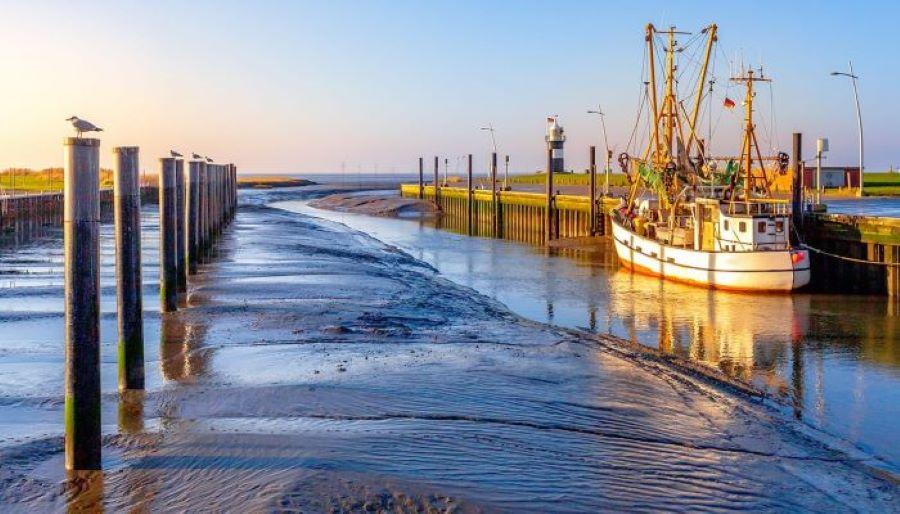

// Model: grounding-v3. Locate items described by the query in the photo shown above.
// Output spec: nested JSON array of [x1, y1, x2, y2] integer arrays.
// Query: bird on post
[[191, 153, 202, 160], [65, 116, 103, 138], [170, 150, 183, 158], [205, 156, 213, 163]]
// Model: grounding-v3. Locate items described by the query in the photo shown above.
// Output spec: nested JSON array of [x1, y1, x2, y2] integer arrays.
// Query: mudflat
[[0, 187, 896, 512]]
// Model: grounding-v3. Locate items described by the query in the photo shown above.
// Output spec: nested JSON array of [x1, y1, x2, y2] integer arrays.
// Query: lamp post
[[480, 124, 498, 188], [587, 108, 612, 196], [830, 62, 863, 197]]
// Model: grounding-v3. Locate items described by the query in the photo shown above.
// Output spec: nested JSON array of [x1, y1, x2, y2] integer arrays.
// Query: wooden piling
[[64, 137, 102, 471], [198, 162, 208, 254], [187, 161, 200, 273], [112, 146, 144, 392], [159, 158, 178, 312], [175, 159, 187, 294], [433, 156, 441, 209], [467, 154, 473, 236], [589, 146, 597, 235], [491, 152, 498, 238], [791, 133, 803, 231], [418, 157, 424, 199]]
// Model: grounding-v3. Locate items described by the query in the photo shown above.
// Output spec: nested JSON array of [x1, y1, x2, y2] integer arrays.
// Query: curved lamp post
[[830, 62, 863, 197]]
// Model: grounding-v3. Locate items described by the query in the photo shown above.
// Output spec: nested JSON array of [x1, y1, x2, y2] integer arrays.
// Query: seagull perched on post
[[170, 150, 183, 158], [65, 116, 103, 138], [205, 156, 213, 163], [191, 152, 202, 160]]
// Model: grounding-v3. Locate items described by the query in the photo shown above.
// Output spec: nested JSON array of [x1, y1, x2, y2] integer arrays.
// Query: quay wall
[[402, 184, 900, 298], [401, 184, 619, 245]]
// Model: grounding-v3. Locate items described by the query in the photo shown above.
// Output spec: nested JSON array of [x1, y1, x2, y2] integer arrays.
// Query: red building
[[802, 166, 861, 190]]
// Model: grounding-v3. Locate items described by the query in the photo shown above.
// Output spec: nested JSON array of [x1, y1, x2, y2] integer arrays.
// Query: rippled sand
[[0, 188, 897, 512]]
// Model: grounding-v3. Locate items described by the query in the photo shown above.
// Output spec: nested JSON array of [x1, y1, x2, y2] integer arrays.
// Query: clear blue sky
[[0, 0, 896, 173]]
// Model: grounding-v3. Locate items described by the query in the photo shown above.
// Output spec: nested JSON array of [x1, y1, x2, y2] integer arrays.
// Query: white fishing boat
[[612, 24, 810, 292]]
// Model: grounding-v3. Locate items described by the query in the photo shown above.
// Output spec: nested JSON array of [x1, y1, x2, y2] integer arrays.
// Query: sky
[[0, 0, 897, 174]]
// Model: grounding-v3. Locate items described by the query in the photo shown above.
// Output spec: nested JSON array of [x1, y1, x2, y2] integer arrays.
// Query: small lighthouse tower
[[545, 116, 566, 173]]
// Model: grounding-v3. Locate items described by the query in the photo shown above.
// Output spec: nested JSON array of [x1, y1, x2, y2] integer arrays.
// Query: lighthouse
[[545, 116, 566, 173]]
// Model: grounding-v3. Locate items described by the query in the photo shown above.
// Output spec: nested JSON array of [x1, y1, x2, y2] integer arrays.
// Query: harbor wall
[[403, 184, 900, 298]]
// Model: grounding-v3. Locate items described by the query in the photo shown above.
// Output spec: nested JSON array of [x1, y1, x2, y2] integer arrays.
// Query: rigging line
[[769, 82, 779, 152]]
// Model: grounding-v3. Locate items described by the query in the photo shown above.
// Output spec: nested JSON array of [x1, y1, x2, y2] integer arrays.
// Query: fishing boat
[[611, 24, 810, 292]]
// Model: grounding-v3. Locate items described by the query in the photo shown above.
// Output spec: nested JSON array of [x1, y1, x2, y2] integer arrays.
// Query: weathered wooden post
[[467, 154, 473, 236], [199, 162, 208, 255], [64, 137, 102, 470], [433, 156, 441, 209], [187, 160, 200, 273], [589, 146, 597, 235], [491, 152, 499, 238], [791, 132, 803, 231], [546, 140, 555, 242], [175, 159, 187, 295], [418, 157, 424, 199], [113, 146, 144, 392], [159, 158, 178, 312]]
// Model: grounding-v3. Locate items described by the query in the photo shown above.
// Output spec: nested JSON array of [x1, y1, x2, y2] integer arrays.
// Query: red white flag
[[723, 97, 736, 109]]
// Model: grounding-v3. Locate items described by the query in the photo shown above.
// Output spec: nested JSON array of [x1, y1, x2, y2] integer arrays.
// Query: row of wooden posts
[[413, 146, 617, 243], [63, 137, 238, 471]]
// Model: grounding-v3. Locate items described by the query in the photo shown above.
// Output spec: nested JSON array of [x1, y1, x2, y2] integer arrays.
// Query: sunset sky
[[0, 0, 896, 174]]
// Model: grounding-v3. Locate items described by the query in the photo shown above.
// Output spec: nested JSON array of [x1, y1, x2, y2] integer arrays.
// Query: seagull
[[170, 150, 183, 158], [191, 153, 202, 160], [65, 116, 103, 138], [205, 156, 213, 163]]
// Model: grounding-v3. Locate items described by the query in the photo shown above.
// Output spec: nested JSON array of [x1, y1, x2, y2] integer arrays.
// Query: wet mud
[[0, 187, 897, 512]]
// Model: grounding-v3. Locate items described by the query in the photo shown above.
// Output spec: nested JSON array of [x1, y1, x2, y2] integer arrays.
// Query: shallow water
[[0, 187, 897, 512], [278, 193, 900, 470], [825, 197, 900, 217]]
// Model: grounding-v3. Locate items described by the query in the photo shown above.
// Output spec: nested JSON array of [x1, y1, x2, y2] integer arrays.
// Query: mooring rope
[[800, 242, 900, 267]]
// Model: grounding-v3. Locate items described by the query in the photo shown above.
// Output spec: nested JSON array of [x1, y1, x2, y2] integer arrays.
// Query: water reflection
[[288, 199, 900, 466], [65, 470, 104, 513], [160, 312, 210, 383], [118, 389, 146, 435]]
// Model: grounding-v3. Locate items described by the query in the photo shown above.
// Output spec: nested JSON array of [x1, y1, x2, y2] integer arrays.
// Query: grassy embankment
[[0, 168, 113, 193], [237, 175, 315, 188], [509, 171, 900, 196]]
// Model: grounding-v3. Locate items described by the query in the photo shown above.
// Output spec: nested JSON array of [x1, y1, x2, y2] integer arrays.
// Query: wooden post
[[589, 146, 597, 235], [159, 158, 178, 312], [491, 152, 498, 237], [113, 147, 144, 392], [467, 154, 473, 236], [792, 133, 803, 231], [174, 159, 187, 294], [187, 161, 200, 274], [433, 156, 440, 209], [64, 137, 102, 471], [546, 142, 555, 242], [418, 157, 424, 199], [199, 162, 208, 254]]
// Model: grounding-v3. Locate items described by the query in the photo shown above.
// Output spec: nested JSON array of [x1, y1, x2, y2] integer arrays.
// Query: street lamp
[[830, 61, 863, 197], [480, 124, 499, 188], [587, 107, 612, 196]]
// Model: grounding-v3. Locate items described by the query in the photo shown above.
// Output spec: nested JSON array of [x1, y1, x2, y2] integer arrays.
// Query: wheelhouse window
[[723, 220, 730, 231], [775, 220, 785, 233], [739, 221, 747, 233], [757, 221, 766, 233]]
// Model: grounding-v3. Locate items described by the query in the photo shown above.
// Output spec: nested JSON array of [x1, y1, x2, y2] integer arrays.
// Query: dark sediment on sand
[[0, 186, 897, 511], [310, 192, 438, 218]]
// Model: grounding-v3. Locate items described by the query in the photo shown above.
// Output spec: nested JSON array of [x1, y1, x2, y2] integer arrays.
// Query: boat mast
[[685, 24, 717, 157], [731, 68, 772, 198], [644, 24, 660, 163]]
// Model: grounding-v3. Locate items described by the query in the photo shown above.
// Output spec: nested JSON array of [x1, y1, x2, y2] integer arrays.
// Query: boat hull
[[611, 218, 810, 292]]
